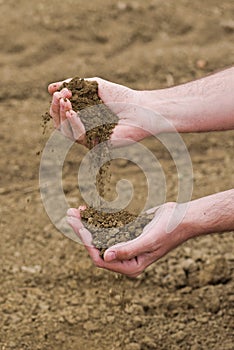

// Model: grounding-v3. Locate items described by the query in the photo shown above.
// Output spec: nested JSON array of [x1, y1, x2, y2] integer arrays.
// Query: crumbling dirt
[[59, 77, 118, 149], [58, 77, 117, 201], [57, 77, 151, 256], [1, 0, 234, 349], [80, 206, 154, 257]]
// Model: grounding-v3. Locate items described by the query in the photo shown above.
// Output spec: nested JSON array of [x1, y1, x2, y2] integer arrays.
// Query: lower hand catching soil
[[67, 190, 234, 277], [66, 204, 183, 278]]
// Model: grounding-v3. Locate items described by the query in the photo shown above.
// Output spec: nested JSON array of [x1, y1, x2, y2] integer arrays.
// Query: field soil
[[0, 0, 233, 349]]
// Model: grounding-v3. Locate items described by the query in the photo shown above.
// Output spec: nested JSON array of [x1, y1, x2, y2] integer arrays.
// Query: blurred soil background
[[0, 0, 233, 349]]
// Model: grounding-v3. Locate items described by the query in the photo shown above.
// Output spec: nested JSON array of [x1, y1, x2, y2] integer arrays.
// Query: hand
[[48, 77, 159, 147], [67, 202, 190, 277]]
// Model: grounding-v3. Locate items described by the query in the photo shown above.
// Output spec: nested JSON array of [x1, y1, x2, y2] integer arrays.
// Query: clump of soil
[[81, 206, 154, 257], [59, 77, 118, 149]]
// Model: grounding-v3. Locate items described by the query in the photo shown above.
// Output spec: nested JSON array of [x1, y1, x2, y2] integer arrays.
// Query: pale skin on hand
[[48, 67, 234, 142], [48, 77, 154, 147], [67, 190, 234, 277], [48, 68, 234, 276]]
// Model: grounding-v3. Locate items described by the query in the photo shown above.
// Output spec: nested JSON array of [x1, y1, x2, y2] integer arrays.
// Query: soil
[[57, 77, 150, 255], [80, 207, 154, 257], [58, 77, 117, 204], [59, 77, 118, 148], [1, 1, 234, 350]]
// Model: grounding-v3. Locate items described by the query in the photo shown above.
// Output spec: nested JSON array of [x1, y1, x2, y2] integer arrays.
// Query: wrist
[[180, 201, 208, 241], [138, 88, 189, 134], [179, 190, 234, 240], [139, 68, 234, 134]]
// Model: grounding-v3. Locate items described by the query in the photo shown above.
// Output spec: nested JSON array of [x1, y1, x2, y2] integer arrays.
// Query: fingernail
[[104, 251, 116, 262]]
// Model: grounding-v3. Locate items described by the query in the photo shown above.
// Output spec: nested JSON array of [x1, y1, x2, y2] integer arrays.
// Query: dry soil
[[0, 1, 234, 349]]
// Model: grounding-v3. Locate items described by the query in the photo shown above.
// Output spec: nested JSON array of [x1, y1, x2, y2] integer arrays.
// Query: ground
[[0, 0, 234, 349]]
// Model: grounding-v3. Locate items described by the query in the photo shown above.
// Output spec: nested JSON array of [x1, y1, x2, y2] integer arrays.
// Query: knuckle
[[53, 91, 61, 99]]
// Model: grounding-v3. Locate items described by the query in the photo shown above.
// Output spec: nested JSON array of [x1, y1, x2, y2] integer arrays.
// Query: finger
[[67, 206, 86, 218], [99, 258, 142, 277], [66, 110, 86, 143], [67, 214, 108, 268], [50, 91, 63, 127], [66, 208, 146, 276], [50, 89, 72, 128], [110, 126, 137, 147], [60, 87, 72, 100], [145, 206, 160, 215], [67, 217, 93, 246], [60, 98, 72, 123], [48, 78, 72, 95], [103, 230, 153, 262], [60, 118, 74, 140], [85, 77, 133, 104]]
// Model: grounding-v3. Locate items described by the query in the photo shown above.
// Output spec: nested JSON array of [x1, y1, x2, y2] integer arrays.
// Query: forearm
[[182, 189, 234, 240], [141, 67, 234, 133]]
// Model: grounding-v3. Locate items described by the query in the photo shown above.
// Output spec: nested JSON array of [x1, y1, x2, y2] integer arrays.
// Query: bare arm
[[48, 67, 234, 144], [67, 189, 234, 277], [102, 189, 234, 266], [184, 189, 234, 239], [142, 67, 234, 133]]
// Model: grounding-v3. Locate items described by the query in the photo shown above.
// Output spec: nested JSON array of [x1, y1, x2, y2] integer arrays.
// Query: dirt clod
[[80, 206, 154, 257], [59, 77, 118, 149]]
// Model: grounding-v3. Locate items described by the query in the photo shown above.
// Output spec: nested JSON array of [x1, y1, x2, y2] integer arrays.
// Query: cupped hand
[[48, 77, 158, 147], [67, 206, 144, 277], [67, 202, 190, 277]]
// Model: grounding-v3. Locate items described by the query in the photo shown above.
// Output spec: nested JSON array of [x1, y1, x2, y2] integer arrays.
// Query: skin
[[67, 190, 234, 277], [48, 68, 234, 277]]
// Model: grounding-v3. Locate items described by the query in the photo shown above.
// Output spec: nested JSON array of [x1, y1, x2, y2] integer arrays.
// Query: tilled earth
[[0, 0, 234, 349]]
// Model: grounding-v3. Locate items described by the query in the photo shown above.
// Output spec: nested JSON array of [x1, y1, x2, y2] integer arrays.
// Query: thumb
[[103, 231, 152, 262]]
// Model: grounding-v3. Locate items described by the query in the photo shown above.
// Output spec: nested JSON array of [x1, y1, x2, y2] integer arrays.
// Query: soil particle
[[127, 343, 141, 350]]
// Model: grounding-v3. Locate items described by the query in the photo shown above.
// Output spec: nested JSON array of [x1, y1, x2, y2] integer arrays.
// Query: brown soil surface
[[1, 1, 234, 349]]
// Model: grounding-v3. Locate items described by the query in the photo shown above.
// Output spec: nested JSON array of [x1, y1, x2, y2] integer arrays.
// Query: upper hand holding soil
[[48, 77, 153, 147]]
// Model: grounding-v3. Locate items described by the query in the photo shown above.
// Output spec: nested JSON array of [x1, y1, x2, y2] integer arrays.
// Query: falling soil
[[58, 77, 118, 202], [57, 78, 146, 254]]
